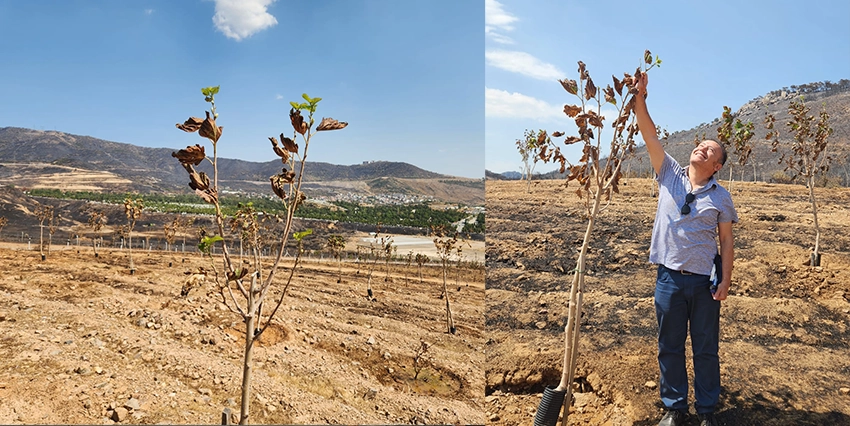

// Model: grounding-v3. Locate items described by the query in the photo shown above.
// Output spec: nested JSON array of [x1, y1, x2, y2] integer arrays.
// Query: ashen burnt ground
[[486, 178, 850, 425]]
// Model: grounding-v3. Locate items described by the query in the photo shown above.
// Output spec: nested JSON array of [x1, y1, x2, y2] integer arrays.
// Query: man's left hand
[[712, 280, 730, 301]]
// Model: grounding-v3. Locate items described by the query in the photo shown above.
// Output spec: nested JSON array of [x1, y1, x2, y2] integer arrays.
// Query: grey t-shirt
[[649, 153, 738, 276]]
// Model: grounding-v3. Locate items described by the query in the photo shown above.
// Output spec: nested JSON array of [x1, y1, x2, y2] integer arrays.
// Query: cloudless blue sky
[[0, 0, 483, 178], [485, 0, 850, 173]]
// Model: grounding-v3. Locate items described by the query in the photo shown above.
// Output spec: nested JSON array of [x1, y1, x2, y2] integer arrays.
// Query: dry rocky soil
[[0, 244, 484, 424], [486, 178, 850, 426]]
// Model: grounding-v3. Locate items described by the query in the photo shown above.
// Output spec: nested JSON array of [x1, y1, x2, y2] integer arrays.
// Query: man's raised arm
[[634, 73, 665, 175]]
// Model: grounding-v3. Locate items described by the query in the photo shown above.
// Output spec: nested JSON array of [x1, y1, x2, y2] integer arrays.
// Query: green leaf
[[302, 93, 311, 102], [293, 228, 313, 241], [290, 101, 300, 110], [198, 235, 224, 254]]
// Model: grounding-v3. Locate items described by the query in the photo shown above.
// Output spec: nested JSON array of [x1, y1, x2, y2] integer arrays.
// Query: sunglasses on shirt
[[681, 192, 695, 215]]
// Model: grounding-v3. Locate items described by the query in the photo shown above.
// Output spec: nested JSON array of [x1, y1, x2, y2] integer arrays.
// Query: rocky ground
[[486, 178, 850, 426], [0, 244, 484, 424]]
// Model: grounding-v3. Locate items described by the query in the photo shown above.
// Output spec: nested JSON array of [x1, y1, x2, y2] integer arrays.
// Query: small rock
[[111, 407, 129, 422], [488, 413, 500, 422], [198, 388, 212, 396], [125, 398, 141, 411], [840, 387, 850, 395], [255, 393, 268, 404], [266, 404, 277, 412], [534, 321, 547, 329], [94, 366, 104, 375], [366, 336, 376, 345], [645, 380, 657, 390]]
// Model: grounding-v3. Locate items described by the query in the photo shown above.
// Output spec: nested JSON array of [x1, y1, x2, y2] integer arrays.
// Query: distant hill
[[539, 82, 850, 186], [485, 170, 522, 180], [0, 127, 483, 205]]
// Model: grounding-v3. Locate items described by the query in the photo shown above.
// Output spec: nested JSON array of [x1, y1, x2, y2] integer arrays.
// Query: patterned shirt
[[649, 153, 738, 276]]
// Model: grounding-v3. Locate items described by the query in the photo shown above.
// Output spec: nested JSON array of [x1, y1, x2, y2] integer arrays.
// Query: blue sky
[[485, 0, 850, 173], [0, 0, 483, 178]]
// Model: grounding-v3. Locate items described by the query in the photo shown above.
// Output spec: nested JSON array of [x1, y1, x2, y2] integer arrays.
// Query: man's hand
[[712, 280, 730, 301], [637, 72, 648, 97], [633, 72, 664, 174]]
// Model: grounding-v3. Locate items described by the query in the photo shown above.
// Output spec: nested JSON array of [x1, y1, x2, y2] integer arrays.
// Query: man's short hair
[[717, 142, 728, 166]]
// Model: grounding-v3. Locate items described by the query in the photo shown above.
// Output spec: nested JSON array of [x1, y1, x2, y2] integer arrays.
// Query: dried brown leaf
[[316, 117, 348, 131], [290, 108, 308, 135], [269, 137, 289, 162], [198, 111, 222, 143], [280, 133, 298, 153], [585, 77, 597, 100], [176, 117, 204, 133], [613, 75, 623, 96], [560, 79, 578, 95], [564, 104, 583, 118], [172, 144, 206, 166], [552, 131, 565, 137], [644, 50, 653, 65], [564, 136, 582, 145], [604, 85, 616, 105]]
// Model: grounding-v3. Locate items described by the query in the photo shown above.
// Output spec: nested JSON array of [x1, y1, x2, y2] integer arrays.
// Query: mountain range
[[0, 127, 483, 205]]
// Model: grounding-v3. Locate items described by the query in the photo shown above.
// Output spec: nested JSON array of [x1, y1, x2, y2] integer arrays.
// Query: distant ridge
[[0, 127, 483, 205]]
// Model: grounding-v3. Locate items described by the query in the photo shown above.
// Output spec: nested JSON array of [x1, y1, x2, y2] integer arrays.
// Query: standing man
[[635, 73, 738, 426]]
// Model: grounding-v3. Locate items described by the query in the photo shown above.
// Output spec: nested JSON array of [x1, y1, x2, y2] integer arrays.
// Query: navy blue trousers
[[655, 264, 721, 414]]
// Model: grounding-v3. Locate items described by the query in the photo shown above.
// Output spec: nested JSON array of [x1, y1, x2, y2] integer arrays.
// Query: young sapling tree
[[174, 87, 346, 424], [412, 339, 432, 381], [87, 210, 106, 258], [516, 129, 549, 193], [383, 233, 395, 282], [35, 204, 53, 260], [534, 51, 665, 426], [431, 225, 460, 335], [765, 98, 833, 266], [415, 253, 429, 284], [123, 197, 144, 274], [716, 106, 755, 191], [326, 234, 346, 283], [0, 217, 7, 237]]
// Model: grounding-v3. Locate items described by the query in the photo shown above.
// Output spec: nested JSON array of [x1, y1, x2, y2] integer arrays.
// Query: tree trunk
[[808, 175, 821, 266], [239, 275, 258, 425], [442, 259, 454, 334], [556, 190, 603, 426]]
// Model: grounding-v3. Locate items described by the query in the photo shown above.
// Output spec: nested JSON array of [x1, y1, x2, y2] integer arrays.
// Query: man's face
[[691, 140, 723, 173]]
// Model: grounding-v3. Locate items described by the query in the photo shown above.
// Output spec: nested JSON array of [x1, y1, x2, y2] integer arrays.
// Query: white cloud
[[144, 9, 154, 15], [485, 0, 517, 44], [486, 50, 565, 81], [485, 87, 562, 121], [213, 0, 278, 41], [275, 94, 284, 100]]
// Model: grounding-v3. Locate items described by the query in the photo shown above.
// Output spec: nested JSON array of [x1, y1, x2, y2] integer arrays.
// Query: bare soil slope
[[486, 179, 850, 426], [0, 246, 484, 424]]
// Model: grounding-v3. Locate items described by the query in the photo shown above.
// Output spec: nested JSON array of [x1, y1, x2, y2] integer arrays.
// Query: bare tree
[[87, 210, 106, 258], [765, 97, 833, 266], [536, 50, 663, 426], [326, 235, 346, 283], [34, 205, 53, 261], [123, 198, 144, 274], [173, 88, 346, 425]]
